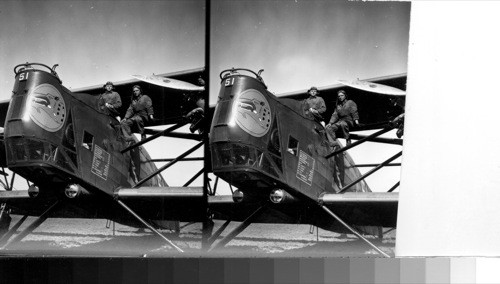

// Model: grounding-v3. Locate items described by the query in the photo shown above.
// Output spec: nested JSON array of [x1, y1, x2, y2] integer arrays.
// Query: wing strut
[[387, 181, 400, 193], [339, 151, 402, 194], [115, 199, 183, 252], [121, 121, 188, 154], [212, 177, 219, 195], [1, 201, 60, 249], [134, 141, 204, 188], [320, 205, 390, 257], [206, 219, 231, 247], [208, 205, 267, 252], [355, 163, 401, 168], [1, 168, 10, 191], [0, 215, 28, 246], [349, 134, 403, 146], [183, 168, 204, 187], [144, 128, 202, 141], [150, 157, 204, 162], [0, 169, 15, 191], [325, 126, 394, 159], [9, 173, 16, 191]]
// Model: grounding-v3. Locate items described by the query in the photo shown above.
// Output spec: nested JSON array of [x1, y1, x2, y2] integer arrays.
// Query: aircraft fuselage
[[2, 64, 166, 223], [210, 69, 369, 204]]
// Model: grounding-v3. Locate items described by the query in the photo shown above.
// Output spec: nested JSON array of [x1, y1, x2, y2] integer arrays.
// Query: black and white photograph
[[0, 0, 410, 258], [1, 0, 500, 281]]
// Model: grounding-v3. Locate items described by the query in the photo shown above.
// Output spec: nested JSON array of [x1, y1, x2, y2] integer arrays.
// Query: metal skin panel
[[276, 100, 334, 201]]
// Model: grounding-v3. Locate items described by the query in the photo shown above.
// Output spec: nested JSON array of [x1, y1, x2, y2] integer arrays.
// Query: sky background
[[0, 1, 205, 94], [210, 1, 410, 97], [0, 1, 410, 193]]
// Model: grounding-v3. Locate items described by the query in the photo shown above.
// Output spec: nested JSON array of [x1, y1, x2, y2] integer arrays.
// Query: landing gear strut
[[1, 201, 61, 249], [320, 205, 390, 257]]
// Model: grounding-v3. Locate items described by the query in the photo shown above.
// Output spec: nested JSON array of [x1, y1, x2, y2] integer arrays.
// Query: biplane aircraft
[[206, 68, 405, 256], [0, 63, 405, 256]]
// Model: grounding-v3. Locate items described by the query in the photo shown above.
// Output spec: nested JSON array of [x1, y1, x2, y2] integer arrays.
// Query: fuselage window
[[287, 136, 298, 156], [82, 131, 94, 151]]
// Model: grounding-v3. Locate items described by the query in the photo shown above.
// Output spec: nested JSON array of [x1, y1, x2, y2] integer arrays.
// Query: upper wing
[[71, 68, 205, 126], [279, 73, 407, 131]]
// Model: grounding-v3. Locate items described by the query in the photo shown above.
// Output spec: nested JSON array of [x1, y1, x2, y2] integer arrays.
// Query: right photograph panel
[[208, 1, 410, 256]]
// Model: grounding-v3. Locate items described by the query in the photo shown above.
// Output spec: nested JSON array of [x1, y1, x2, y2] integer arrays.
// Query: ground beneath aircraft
[[0, 216, 396, 257]]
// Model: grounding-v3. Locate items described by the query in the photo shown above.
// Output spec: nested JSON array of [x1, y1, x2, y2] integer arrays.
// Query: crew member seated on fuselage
[[121, 85, 154, 142], [302, 86, 326, 122], [326, 90, 359, 147], [98, 81, 122, 121]]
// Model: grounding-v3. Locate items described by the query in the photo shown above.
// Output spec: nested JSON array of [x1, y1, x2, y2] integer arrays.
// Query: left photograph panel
[[0, 0, 208, 256]]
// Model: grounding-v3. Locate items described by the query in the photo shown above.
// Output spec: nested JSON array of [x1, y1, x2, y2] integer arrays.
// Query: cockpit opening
[[211, 142, 280, 179]]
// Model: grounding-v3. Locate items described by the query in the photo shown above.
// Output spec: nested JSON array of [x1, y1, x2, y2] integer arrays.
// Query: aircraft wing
[[207, 192, 398, 229], [71, 68, 205, 127], [208, 196, 312, 225], [0, 190, 30, 201], [320, 192, 398, 227], [115, 186, 204, 199], [0, 191, 59, 216], [0, 187, 209, 222], [113, 187, 208, 221], [279, 73, 406, 131]]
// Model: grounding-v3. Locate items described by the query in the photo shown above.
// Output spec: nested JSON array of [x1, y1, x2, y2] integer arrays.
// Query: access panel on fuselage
[[275, 99, 338, 200], [71, 95, 130, 194]]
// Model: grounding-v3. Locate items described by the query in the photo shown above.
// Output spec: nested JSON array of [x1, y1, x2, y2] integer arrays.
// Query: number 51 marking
[[19, 72, 29, 81], [225, 77, 235, 87]]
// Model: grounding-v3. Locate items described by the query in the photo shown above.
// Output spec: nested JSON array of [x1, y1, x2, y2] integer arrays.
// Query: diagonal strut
[[116, 199, 183, 252], [325, 126, 394, 159], [208, 205, 267, 252], [121, 121, 188, 154], [320, 205, 390, 257], [1, 201, 60, 249]]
